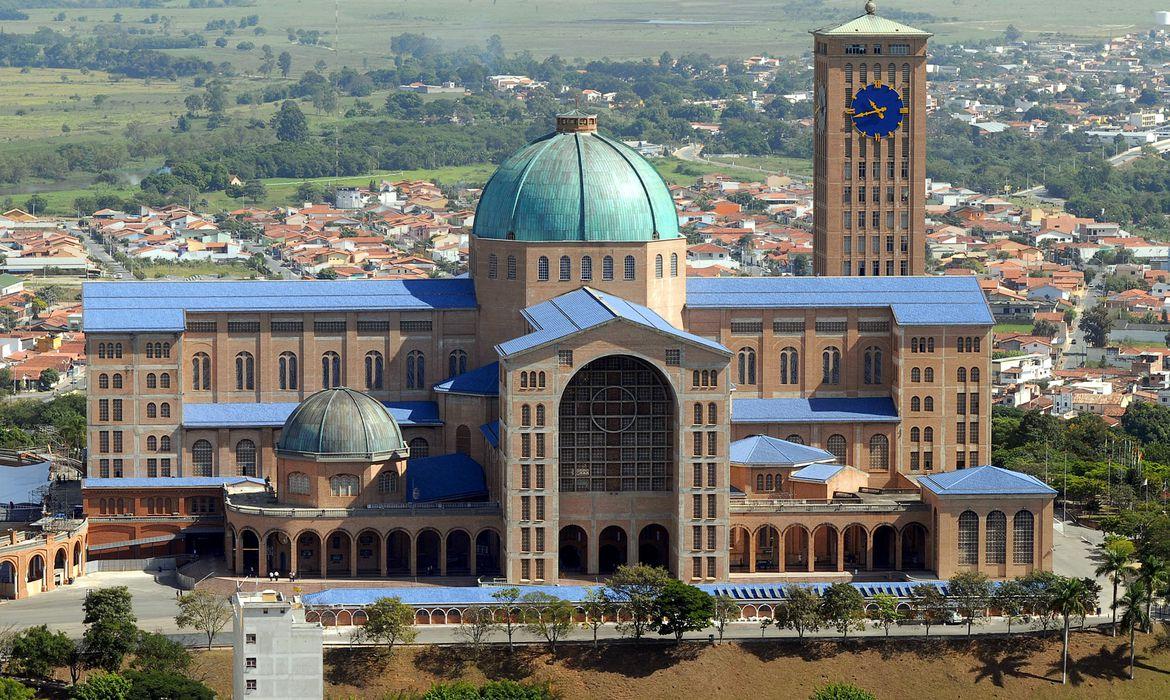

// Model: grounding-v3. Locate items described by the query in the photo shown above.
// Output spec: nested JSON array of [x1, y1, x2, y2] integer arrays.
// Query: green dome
[[472, 114, 680, 243], [276, 387, 407, 462]]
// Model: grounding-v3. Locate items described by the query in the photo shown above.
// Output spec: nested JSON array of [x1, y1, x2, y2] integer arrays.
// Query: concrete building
[[232, 590, 323, 699]]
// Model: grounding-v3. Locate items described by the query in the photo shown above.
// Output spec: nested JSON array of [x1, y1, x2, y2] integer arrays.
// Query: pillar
[[836, 529, 845, 572], [806, 530, 814, 572], [777, 529, 785, 572], [320, 540, 328, 580], [865, 530, 874, 571], [1005, 517, 1016, 576], [587, 525, 599, 575], [289, 538, 298, 578], [627, 523, 638, 568], [439, 535, 448, 576], [409, 532, 418, 577], [747, 529, 757, 574], [349, 536, 358, 578], [895, 531, 903, 571], [379, 533, 388, 578], [258, 540, 268, 579], [233, 540, 243, 575], [469, 538, 477, 578]]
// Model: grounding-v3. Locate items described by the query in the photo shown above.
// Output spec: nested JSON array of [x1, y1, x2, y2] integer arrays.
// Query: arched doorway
[[755, 526, 781, 573], [356, 530, 382, 576], [387, 531, 411, 575], [296, 532, 322, 576], [638, 524, 670, 571], [813, 525, 839, 571], [0, 560, 16, 599], [598, 526, 627, 574], [416, 530, 441, 576], [53, 549, 67, 584], [783, 526, 809, 571], [729, 527, 750, 573], [26, 555, 45, 593], [265, 532, 291, 576], [446, 530, 471, 576], [475, 530, 502, 576], [240, 530, 260, 576], [901, 523, 928, 570], [559, 525, 588, 576], [843, 524, 868, 570], [73, 541, 83, 577], [325, 531, 352, 577], [872, 525, 897, 570]]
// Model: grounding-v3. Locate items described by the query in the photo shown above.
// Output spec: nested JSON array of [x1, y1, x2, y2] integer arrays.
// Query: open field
[[186, 630, 1170, 699], [995, 323, 1036, 334], [7, 1, 1169, 65]]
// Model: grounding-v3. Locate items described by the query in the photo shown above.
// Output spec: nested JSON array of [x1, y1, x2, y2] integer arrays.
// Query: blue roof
[[0, 461, 50, 505], [732, 397, 899, 424], [302, 580, 951, 607], [789, 463, 848, 483], [83, 279, 477, 332], [919, 465, 1057, 496], [433, 362, 499, 396], [686, 276, 993, 326], [405, 453, 488, 502], [83, 476, 265, 489], [479, 421, 499, 449], [729, 435, 835, 466], [497, 287, 728, 357], [182, 400, 441, 429]]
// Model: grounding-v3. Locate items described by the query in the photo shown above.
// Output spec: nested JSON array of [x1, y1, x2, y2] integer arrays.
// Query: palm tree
[[1136, 554, 1168, 633], [1118, 581, 1151, 680], [1094, 540, 1134, 636], [1049, 576, 1093, 685]]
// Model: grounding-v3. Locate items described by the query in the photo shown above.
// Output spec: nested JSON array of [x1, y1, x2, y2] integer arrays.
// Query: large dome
[[472, 112, 680, 243], [276, 387, 407, 462]]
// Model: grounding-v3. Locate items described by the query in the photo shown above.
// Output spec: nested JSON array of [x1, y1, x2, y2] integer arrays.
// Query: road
[[672, 144, 789, 177], [1062, 286, 1096, 370], [243, 241, 299, 280], [79, 230, 129, 280], [1012, 137, 1170, 198]]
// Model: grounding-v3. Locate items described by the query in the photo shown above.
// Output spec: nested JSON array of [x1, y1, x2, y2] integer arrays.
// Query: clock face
[[849, 83, 905, 139]]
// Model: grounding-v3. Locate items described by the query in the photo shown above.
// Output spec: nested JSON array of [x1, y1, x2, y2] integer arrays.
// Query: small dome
[[472, 113, 680, 243], [276, 387, 406, 461]]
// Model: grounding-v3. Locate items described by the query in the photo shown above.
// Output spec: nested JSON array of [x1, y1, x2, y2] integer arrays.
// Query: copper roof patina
[[276, 387, 407, 462]]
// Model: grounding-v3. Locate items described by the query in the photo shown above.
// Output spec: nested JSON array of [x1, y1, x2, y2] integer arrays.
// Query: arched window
[[99, 373, 109, 389], [235, 439, 257, 477], [235, 352, 255, 390], [456, 425, 471, 454], [603, 256, 614, 280], [927, 338, 935, 352], [869, 434, 889, 470], [924, 396, 934, 412], [114, 343, 122, 358], [986, 510, 1006, 564], [408, 437, 429, 458], [863, 347, 882, 384], [287, 471, 310, 495], [160, 373, 170, 388], [506, 255, 517, 280], [98, 343, 105, 359], [737, 347, 756, 385], [365, 351, 384, 389], [162, 342, 171, 358], [488, 253, 498, 279], [624, 255, 636, 280], [693, 403, 703, 425], [670, 252, 679, 277], [910, 427, 920, 442], [708, 402, 717, 424], [146, 373, 157, 389], [786, 434, 804, 444], [911, 397, 921, 411], [146, 343, 154, 359], [755, 474, 764, 491], [581, 256, 593, 281], [448, 349, 467, 378], [1013, 510, 1035, 564], [924, 367, 934, 382], [826, 434, 847, 462], [321, 351, 341, 389], [160, 436, 171, 451], [160, 403, 170, 418], [329, 474, 360, 497], [559, 255, 571, 281], [765, 474, 774, 490], [191, 439, 213, 477], [779, 347, 798, 385], [655, 254, 664, 278], [279, 352, 298, 390], [821, 347, 841, 384], [406, 350, 425, 389], [537, 256, 549, 281], [957, 367, 967, 382], [958, 510, 979, 566], [911, 367, 921, 382], [147, 436, 157, 451], [971, 367, 980, 383], [192, 353, 210, 390], [522, 404, 532, 426], [112, 373, 122, 389], [379, 470, 398, 494], [537, 371, 545, 388], [146, 403, 157, 418], [923, 427, 934, 443], [535, 404, 545, 427]]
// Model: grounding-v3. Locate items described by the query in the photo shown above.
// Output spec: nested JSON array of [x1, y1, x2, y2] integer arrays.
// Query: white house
[[232, 590, 322, 700]]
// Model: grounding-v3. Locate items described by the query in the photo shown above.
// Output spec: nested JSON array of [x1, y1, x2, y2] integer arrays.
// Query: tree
[[174, 590, 231, 650], [131, 631, 191, 675], [791, 254, 811, 276], [7, 625, 74, 679], [38, 368, 59, 391], [948, 571, 993, 638], [811, 683, 877, 700], [294, 181, 326, 204], [271, 100, 309, 142], [0, 678, 33, 700], [1079, 305, 1114, 348], [909, 584, 949, 637], [759, 616, 774, 637], [73, 671, 131, 700], [580, 587, 613, 646], [241, 180, 267, 205], [1135, 554, 1168, 633], [869, 593, 899, 636], [1032, 319, 1060, 338], [1118, 580, 1151, 680], [522, 592, 574, 653], [491, 587, 523, 651], [653, 580, 714, 642], [316, 268, 339, 280], [775, 585, 821, 640], [820, 583, 865, 639], [711, 594, 740, 644], [456, 605, 495, 656], [123, 670, 212, 699], [604, 564, 670, 642], [183, 94, 203, 116], [992, 578, 1028, 635], [24, 194, 47, 216], [1048, 576, 1094, 685], [352, 596, 417, 652], [1095, 538, 1135, 636], [278, 51, 292, 77], [83, 587, 137, 672]]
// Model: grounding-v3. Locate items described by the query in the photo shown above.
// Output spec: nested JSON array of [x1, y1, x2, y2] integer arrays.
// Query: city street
[[79, 230, 129, 280]]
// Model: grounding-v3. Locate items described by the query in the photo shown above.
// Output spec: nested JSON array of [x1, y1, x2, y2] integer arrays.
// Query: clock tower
[[811, 2, 930, 277]]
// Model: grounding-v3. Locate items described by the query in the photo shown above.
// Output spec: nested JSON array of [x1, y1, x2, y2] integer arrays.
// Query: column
[[439, 535, 448, 576], [258, 541, 268, 579], [747, 529, 757, 574], [976, 513, 987, 573], [836, 529, 845, 572], [895, 532, 904, 571], [777, 529, 785, 573], [587, 526, 600, 575], [865, 531, 874, 572], [627, 522, 638, 568], [409, 532, 418, 576], [349, 536, 358, 578], [1005, 518, 1015, 575], [289, 538, 298, 578], [469, 537, 477, 578], [320, 541, 328, 580], [233, 540, 243, 575], [379, 533, 388, 578]]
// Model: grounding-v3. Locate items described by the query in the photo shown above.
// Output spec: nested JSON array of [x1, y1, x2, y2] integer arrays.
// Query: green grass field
[[995, 323, 1036, 334]]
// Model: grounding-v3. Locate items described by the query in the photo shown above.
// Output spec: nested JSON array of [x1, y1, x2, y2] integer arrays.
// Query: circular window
[[590, 386, 639, 433]]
